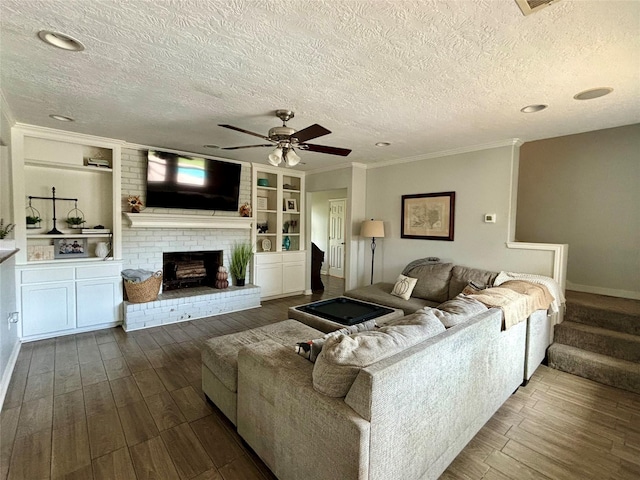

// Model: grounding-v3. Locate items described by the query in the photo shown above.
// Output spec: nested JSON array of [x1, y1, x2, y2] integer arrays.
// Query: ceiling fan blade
[[218, 124, 271, 141], [221, 144, 274, 150], [292, 124, 331, 143], [300, 143, 352, 156]]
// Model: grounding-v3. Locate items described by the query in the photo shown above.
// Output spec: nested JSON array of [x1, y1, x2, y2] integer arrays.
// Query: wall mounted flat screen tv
[[146, 150, 241, 211]]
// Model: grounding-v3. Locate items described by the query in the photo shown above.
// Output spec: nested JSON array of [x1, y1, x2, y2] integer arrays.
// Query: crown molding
[[0, 91, 16, 129], [14, 123, 124, 147], [306, 161, 368, 175], [367, 139, 523, 169]]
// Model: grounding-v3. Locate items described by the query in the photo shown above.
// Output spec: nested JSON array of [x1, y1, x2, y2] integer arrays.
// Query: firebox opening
[[162, 250, 223, 291]]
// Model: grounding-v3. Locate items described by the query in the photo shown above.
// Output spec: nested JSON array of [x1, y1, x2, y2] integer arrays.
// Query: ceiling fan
[[219, 109, 351, 167]]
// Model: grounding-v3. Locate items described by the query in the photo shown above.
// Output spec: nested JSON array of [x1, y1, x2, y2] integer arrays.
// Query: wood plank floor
[[2, 276, 639, 480]]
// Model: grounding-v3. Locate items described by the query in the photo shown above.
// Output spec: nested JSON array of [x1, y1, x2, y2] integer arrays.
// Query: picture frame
[[401, 191, 455, 241], [256, 196, 268, 210], [284, 198, 298, 212], [54, 238, 89, 258]]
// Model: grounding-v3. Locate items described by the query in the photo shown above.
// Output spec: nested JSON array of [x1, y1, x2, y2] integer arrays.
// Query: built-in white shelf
[[123, 212, 254, 229]]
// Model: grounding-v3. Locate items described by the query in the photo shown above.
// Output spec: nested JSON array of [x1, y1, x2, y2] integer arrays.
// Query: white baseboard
[[0, 340, 21, 412], [566, 282, 640, 300]]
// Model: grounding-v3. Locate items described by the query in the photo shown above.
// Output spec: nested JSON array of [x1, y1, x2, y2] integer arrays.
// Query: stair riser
[[548, 345, 640, 394], [554, 326, 640, 363], [565, 304, 640, 336]]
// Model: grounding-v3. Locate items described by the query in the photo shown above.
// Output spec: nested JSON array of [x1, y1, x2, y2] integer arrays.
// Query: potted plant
[[0, 219, 15, 239], [66, 216, 86, 228], [26, 215, 41, 229], [229, 242, 253, 287]]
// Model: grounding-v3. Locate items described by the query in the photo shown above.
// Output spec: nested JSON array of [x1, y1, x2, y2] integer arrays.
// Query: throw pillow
[[312, 310, 446, 397], [295, 319, 377, 363], [405, 263, 453, 303], [390, 274, 418, 300]]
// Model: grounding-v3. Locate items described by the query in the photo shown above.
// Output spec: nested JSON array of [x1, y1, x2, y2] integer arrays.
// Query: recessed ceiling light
[[49, 114, 74, 122], [203, 144, 220, 149], [520, 104, 548, 113], [37, 30, 85, 51], [375, 142, 391, 147], [574, 87, 613, 100]]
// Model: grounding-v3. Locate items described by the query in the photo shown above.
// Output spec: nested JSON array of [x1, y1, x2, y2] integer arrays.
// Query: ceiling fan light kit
[[219, 110, 351, 168]]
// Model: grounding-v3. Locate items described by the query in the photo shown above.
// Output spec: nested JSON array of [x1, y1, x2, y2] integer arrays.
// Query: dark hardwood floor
[[1, 276, 639, 479]]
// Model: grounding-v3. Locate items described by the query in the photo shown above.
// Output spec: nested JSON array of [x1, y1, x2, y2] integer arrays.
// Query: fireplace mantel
[[123, 212, 253, 229]]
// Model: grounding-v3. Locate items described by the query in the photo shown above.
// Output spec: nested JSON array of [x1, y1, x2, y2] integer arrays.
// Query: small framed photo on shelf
[[284, 198, 298, 212], [257, 197, 268, 210], [54, 238, 89, 259]]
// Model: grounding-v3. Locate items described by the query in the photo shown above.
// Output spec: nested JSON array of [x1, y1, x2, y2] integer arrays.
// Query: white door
[[328, 199, 346, 278]]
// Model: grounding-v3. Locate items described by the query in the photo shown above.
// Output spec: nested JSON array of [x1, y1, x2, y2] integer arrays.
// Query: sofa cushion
[[202, 320, 321, 392], [448, 265, 498, 299], [312, 310, 446, 397], [344, 283, 437, 315], [432, 296, 489, 328], [406, 263, 453, 303], [390, 274, 418, 300]]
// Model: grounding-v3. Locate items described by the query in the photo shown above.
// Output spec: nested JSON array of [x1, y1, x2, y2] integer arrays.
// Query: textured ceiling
[[1, 0, 639, 171]]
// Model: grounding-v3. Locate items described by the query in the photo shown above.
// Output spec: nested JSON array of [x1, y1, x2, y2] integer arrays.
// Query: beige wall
[[517, 124, 640, 299], [364, 144, 558, 283]]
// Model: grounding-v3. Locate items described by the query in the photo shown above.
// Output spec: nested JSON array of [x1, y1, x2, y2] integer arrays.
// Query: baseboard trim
[[0, 340, 21, 411], [566, 282, 640, 300]]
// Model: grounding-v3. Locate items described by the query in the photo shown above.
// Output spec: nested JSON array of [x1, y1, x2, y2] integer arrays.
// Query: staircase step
[[548, 343, 640, 394], [565, 291, 640, 336], [554, 321, 640, 363]]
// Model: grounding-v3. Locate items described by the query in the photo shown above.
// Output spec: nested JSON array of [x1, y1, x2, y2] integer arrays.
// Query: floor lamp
[[360, 219, 385, 284]]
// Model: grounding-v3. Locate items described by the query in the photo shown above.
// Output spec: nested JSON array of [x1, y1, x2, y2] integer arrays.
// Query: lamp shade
[[285, 148, 301, 167], [268, 148, 283, 166], [360, 219, 385, 238]]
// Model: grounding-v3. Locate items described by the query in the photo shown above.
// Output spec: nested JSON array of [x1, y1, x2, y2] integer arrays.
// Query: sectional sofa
[[200, 260, 558, 479]]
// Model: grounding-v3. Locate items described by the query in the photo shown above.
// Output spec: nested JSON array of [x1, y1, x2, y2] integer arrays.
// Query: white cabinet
[[21, 281, 76, 337], [252, 165, 307, 299], [11, 125, 124, 341], [255, 252, 305, 299], [19, 263, 123, 340]]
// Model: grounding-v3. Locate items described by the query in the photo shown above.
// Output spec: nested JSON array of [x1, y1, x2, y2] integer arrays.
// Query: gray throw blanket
[[401, 257, 441, 276], [121, 269, 154, 283]]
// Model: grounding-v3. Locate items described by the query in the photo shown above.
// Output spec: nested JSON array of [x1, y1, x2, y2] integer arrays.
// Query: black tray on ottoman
[[289, 297, 404, 333]]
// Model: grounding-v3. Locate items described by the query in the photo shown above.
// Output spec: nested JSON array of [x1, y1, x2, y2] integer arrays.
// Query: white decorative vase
[[95, 242, 109, 259]]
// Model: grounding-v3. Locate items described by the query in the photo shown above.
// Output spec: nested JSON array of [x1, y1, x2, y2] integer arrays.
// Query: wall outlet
[[484, 213, 497, 223], [7, 311, 19, 330]]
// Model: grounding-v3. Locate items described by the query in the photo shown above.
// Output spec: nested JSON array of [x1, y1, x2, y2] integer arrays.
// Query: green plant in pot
[[229, 242, 253, 287], [26, 215, 41, 229], [66, 216, 86, 228]]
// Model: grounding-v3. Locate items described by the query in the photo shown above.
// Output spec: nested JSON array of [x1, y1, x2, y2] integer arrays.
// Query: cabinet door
[[282, 262, 305, 294], [76, 278, 122, 327], [22, 282, 76, 337], [255, 263, 283, 297]]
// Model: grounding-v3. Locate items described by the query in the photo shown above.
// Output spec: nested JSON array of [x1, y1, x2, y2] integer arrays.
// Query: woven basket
[[124, 270, 162, 303]]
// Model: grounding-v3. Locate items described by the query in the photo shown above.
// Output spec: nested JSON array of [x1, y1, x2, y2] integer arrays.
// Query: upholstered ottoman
[[201, 319, 322, 425]]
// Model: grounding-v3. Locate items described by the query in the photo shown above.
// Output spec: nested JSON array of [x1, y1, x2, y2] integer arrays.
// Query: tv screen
[[146, 150, 241, 211]]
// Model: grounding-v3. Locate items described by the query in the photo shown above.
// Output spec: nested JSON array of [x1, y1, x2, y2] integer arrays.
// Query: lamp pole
[[370, 236, 377, 284]]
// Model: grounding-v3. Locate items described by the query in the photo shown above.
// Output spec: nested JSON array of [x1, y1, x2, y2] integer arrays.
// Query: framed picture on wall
[[54, 238, 89, 258], [401, 191, 455, 241]]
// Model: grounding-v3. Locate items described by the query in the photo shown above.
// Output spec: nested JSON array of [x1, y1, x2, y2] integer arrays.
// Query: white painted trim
[[0, 340, 21, 411], [123, 212, 253, 229], [0, 91, 16, 128], [505, 242, 568, 291], [14, 123, 124, 148], [366, 138, 523, 170], [306, 161, 368, 175], [566, 282, 640, 300]]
